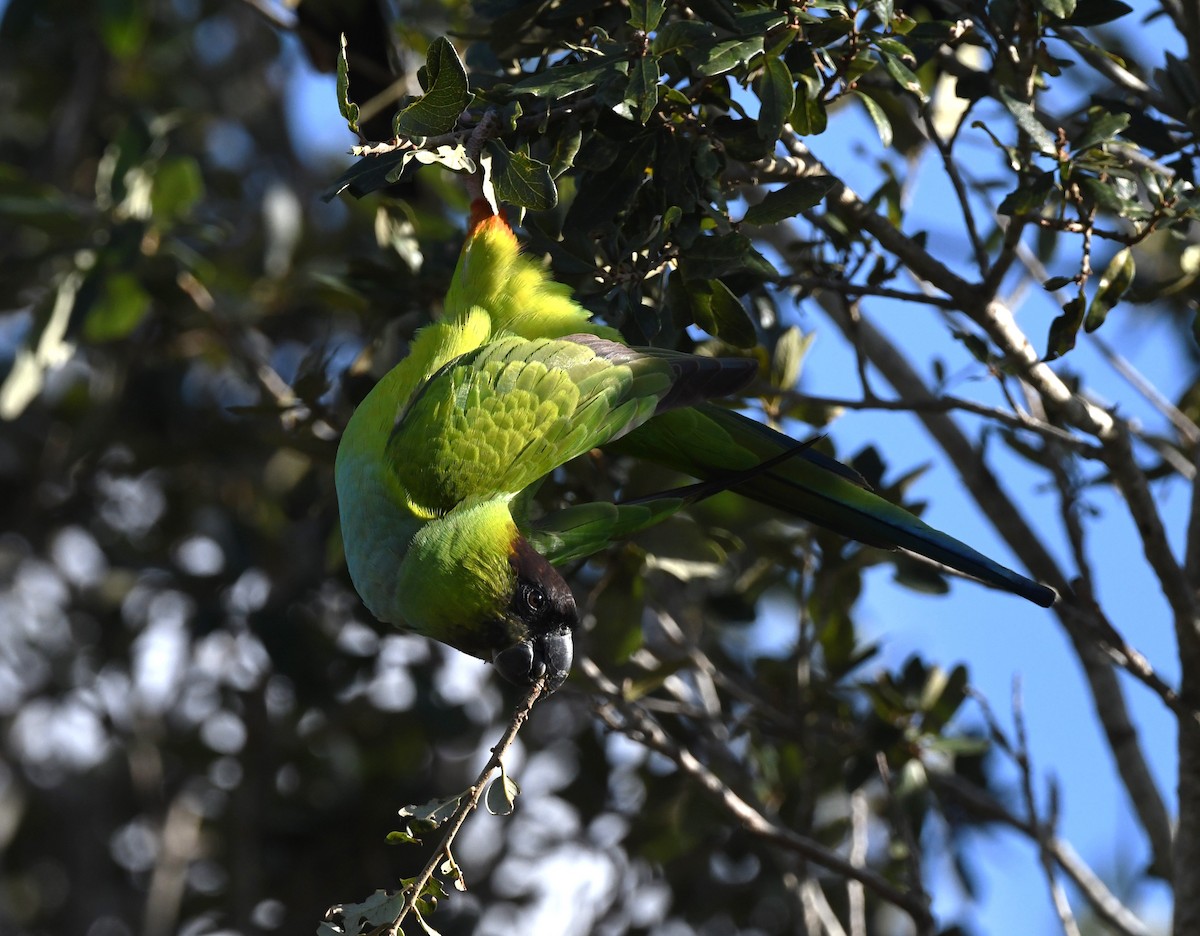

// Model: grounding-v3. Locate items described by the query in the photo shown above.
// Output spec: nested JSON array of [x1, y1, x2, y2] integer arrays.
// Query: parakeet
[[334, 205, 1055, 692]]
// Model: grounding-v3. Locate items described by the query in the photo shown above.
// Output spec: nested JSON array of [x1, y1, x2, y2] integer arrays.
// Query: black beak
[[492, 625, 574, 693]]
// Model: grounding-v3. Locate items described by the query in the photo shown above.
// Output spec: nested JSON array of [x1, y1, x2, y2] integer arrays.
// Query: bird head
[[491, 539, 577, 692]]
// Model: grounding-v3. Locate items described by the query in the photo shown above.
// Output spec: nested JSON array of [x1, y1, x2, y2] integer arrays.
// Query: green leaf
[[323, 152, 410, 201], [1060, 0, 1132, 25], [998, 88, 1057, 156], [336, 33, 360, 135], [325, 890, 407, 934], [484, 763, 521, 816], [757, 56, 795, 140], [1038, 0, 1076, 17], [882, 52, 926, 102], [395, 795, 463, 841], [413, 904, 444, 936], [686, 279, 756, 348], [770, 326, 815, 389], [1045, 295, 1085, 360], [790, 76, 827, 135], [628, 0, 666, 32], [151, 156, 203, 223], [996, 170, 1057, 216], [514, 57, 628, 98], [652, 19, 717, 57], [854, 90, 892, 147], [1085, 247, 1134, 332], [99, 0, 148, 61], [694, 37, 763, 77], [920, 664, 968, 734], [1073, 111, 1130, 152], [733, 8, 788, 34], [1078, 175, 1125, 213], [394, 37, 471, 138], [83, 273, 151, 342], [485, 141, 557, 211], [624, 58, 660, 125], [549, 123, 583, 178], [743, 177, 837, 225], [1042, 275, 1076, 291], [682, 232, 779, 282]]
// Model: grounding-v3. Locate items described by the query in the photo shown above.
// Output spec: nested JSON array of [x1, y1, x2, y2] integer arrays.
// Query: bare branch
[[930, 771, 1152, 936], [582, 658, 936, 932], [811, 293, 1175, 877], [1013, 679, 1083, 936]]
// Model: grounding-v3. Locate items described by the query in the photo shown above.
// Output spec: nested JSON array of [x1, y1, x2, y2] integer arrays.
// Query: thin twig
[[387, 679, 546, 934], [779, 274, 959, 309], [929, 770, 1152, 936], [768, 387, 1102, 455], [1013, 678, 1083, 936], [1090, 332, 1200, 447], [582, 658, 936, 931]]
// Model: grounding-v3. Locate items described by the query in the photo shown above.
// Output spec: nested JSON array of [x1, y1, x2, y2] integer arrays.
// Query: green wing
[[387, 336, 672, 514]]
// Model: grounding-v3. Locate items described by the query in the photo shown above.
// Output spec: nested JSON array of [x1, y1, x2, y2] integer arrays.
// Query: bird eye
[[524, 585, 546, 613]]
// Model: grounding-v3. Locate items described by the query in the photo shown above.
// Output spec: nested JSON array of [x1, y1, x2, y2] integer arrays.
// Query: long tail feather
[[609, 405, 1056, 607]]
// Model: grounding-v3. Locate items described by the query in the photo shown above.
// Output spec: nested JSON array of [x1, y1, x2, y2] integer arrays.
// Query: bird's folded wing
[[387, 335, 667, 514]]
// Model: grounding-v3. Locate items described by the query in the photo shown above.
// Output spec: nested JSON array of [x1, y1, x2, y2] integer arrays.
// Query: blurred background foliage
[[1, 0, 1196, 934]]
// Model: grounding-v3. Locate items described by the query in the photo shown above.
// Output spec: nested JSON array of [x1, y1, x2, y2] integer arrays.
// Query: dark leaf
[[757, 55, 795, 140], [1045, 296, 1086, 360], [514, 56, 629, 97], [743, 176, 837, 225], [1060, 0, 1132, 25], [624, 57, 660, 125], [323, 152, 410, 201], [1073, 110, 1130, 153], [681, 232, 779, 282], [486, 141, 558, 211]]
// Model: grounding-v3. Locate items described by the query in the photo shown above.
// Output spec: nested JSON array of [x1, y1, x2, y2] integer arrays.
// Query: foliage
[[1, 0, 1197, 935]]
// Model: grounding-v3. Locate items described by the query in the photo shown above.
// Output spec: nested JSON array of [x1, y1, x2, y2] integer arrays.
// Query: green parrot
[[335, 206, 1055, 692]]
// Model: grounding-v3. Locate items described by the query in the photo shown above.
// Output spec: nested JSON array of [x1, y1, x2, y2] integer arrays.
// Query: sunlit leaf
[[1085, 247, 1134, 332], [998, 88, 1057, 155], [336, 33, 360, 135], [84, 273, 152, 342], [854, 90, 893, 147], [685, 279, 756, 348], [1045, 295, 1086, 360], [484, 764, 520, 816], [628, 0, 666, 32], [394, 38, 472, 138]]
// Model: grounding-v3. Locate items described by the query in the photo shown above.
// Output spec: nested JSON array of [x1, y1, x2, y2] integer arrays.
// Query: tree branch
[[582, 658, 936, 933]]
